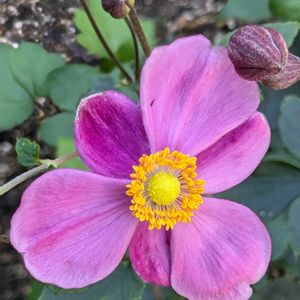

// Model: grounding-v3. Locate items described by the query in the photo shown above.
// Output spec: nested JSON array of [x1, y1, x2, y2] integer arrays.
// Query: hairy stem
[[127, 3, 151, 57], [125, 17, 140, 81], [79, 0, 133, 82], [0, 152, 77, 197]]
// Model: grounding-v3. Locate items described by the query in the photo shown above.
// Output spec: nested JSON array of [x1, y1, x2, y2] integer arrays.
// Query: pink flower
[[11, 35, 271, 300]]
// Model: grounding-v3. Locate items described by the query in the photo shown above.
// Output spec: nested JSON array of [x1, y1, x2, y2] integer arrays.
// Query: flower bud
[[262, 54, 300, 90], [228, 25, 288, 81], [102, 0, 135, 19]]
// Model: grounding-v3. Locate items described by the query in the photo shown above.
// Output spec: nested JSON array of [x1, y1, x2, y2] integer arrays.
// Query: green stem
[[127, 3, 151, 57], [0, 152, 77, 196], [125, 17, 140, 81], [79, 0, 133, 82]]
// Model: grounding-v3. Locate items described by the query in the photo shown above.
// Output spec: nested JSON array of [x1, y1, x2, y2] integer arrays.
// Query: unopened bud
[[102, 0, 135, 19], [228, 25, 288, 81], [262, 54, 300, 90]]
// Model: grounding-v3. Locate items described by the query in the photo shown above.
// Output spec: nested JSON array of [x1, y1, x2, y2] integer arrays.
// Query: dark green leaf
[[15, 138, 41, 167], [270, 0, 300, 21], [219, 0, 271, 22], [288, 196, 300, 256], [0, 44, 34, 131], [39, 263, 145, 300], [218, 162, 300, 221], [46, 64, 114, 112], [264, 131, 300, 169], [264, 152, 300, 169], [27, 280, 44, 300], [283, 250, 300, 278], [259, 81, 300, 130], [266, 214, 290, 260], [73, 0, 156, 61], [0, 42, 64, 131], [9, 42, 64, 97], [251, 277, 300, 300], [38, 113, 74, 147], [279, 96, 300, 160]]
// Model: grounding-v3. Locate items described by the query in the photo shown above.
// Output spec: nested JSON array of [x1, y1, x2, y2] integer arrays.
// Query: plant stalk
[[125, 17, 140, 81], [127, 3, 151, 57], [0, 152, 77, 197], [79, 0, 133, 82]]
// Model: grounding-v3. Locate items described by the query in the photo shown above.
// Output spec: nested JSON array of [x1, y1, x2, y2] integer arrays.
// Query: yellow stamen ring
[[126, 148, 205, 230]]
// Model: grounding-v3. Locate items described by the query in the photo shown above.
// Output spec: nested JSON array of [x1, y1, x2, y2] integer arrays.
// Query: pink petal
[[171, 197, 271, 300], [75, 91, 150, 178], [197, 113, 271, 194], [141, 35, 259, 155], [129, 223, 171, 286], [10, 169, 138, 289]]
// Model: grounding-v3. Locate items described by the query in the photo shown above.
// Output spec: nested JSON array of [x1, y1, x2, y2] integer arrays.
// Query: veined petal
[[171, 197, 271, 300], [141, 35, 259, 156], [197, 113, 271, 194], [129, 223, 171, 286], [10, 169, 137, 289], [75, 91, 150, 178]]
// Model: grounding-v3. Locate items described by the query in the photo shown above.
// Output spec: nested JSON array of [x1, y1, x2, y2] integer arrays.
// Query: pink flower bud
[[262, 54, 300, 90], [102, 0, 135, 19], [228, 25, 288, 81]]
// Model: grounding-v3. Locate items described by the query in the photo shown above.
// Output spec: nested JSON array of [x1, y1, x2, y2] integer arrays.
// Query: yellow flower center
[[147, 172, 180, 205], [126, 148, 205, 230]]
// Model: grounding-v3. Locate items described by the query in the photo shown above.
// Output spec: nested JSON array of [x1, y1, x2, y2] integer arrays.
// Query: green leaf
[[264, 152, 300, 169], [27, 280, 44, 300], [0, 44, 34, 131], [219, 0, 271, 22], [270, 0, 300, 21], [264, 22, 300, 47], [0, 42, 64, 131], [288, 196, 300, 256], [39, 263, 145, 300], [9, 43, 65, 97], [264, 131, 300, 169], [73, 0, 155, 61], [251, 277, 300, 300], [38, 113, 74, 147], [46, 64, 114, 112], [56, 138, 87, 170], [279, 96, 300, 160], [266, 214, 290, 260], [15, 138, 41, 167], [218, 162, 300, 220], [283, 250, 300, 278]]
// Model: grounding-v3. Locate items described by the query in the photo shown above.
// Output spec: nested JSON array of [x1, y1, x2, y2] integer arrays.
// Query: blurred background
[[0, 0, 300, 299]]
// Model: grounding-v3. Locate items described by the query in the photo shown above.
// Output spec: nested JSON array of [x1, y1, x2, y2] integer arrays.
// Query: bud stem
[[79, 0, 133, 83], [0, 152, 77, 197], [127, 3, 151, 57], [125, 17, 140, 81]]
